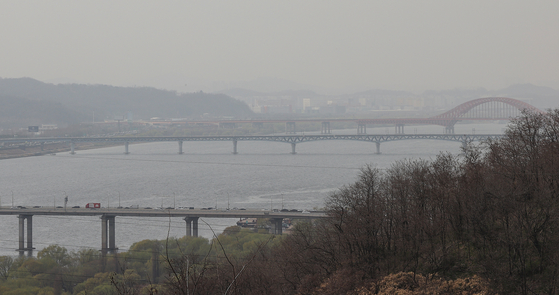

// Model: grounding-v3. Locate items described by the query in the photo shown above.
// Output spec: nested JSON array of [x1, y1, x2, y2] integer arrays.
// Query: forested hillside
[[0, 78, 253, 128]]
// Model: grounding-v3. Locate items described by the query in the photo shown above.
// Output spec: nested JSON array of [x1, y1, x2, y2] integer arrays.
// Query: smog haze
[[1, 1, 558, 94]]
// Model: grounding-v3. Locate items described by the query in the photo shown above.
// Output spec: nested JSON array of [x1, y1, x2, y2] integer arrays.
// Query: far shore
[[0, 142, 120, 160]]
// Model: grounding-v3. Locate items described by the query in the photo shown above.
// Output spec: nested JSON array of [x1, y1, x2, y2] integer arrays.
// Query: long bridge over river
[[0, 97, 541, 154], [0, 207, 326, 255], [0, 134, 504, 154], [148, 97, 543, 134]]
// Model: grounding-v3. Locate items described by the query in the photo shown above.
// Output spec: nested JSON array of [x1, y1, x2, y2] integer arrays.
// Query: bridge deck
[[0, 134, 504, 144], [0, 207, 326, 219]]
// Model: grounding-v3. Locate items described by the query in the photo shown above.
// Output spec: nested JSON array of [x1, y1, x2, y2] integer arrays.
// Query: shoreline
[[0, 142, 119, 160]]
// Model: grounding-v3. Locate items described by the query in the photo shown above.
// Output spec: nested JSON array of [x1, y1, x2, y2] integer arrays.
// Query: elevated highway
[[0, 134, 503, 155], [0, 207, 326, 255]]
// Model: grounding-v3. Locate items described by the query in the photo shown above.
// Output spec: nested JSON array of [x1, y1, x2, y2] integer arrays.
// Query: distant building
[[39, 124, 58, 130]]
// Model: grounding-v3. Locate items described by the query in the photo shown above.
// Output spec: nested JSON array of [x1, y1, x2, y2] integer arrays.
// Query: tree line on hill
[[1, 109, 558, 294], [0, 78, 253, 129]]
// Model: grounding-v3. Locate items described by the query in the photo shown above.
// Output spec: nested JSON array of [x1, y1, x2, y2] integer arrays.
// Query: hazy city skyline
[[1, 1, 558, 94]]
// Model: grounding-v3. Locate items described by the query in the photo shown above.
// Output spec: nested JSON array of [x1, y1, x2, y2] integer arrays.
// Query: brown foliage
[[356, 272, 493, 295]]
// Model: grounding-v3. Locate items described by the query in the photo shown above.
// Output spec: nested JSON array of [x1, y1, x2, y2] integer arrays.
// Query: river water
[[0, 123, 507, 256]]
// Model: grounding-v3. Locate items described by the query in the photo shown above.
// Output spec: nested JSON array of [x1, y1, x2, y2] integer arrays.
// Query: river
[[0, 123, 507, 256]]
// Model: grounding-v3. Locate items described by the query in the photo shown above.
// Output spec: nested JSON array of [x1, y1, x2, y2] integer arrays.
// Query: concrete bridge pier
[[321, 122, 331, 134], [70, 142, 76, 154], [270, 218, 283, 235], [395, 124, 405, 134], [357, 122, 367, 134], [124, 142, 130, 154], [101, 215, 117, 253], [184, 217, 199, 237], [232, 140, 238, 154], [291, 143, 297, 154], [375, 142, 381, 154], [17, 215, 34, 256], [445, 126, 455, 134], [178, 141, 184, 154]]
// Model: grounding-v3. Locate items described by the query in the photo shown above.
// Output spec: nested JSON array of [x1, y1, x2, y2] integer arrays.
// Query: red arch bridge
[[167, 96, 541, 134]]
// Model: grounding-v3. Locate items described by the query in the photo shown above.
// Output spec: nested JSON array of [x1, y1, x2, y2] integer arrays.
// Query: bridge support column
[[445, 126, 455, 134], [395, 124, 404, 134], [285, 122, 296, 134], [178, 141, 183, 154], [291, 143, 296, 154], [357, 123, 367, 134], [184, 217, 199, 237], [101, 215, 117, 253], [232, 140, 238, 154], [375, 142, 381, 154], [321, 122, 331, 134], [270, 218, 283, 235], [17, 215, 34, 255], [124, 142, 130, 154], [70, 142, 75, 154]]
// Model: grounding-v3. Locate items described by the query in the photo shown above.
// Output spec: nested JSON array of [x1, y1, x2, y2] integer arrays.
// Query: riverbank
[[0, 142, 119, 160]]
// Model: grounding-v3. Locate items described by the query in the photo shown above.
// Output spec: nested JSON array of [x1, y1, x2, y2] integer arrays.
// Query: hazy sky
[[1, 1, 558, 93]]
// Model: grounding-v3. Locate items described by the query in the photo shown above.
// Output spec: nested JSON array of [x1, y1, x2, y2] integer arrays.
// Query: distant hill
[[0, 78, 253, 128]]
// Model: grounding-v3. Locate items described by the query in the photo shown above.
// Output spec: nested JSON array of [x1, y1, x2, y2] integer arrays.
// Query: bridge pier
[[124, 142, 130, 154], [101, 215, 117, 253], [395, 124, 405, 134], [232, 140, 238, 154], [270, 218, 283, 235], [321, 122, 331, 134], [357, 122, 367, 134], [375, 142, 381, 154], [178, 141, 183, 154], [184, 217, 199, 237], [445, 126, 455, 134], [291, 143, 297, 154], [70, 142, 75, 154], [285, 122, 296, 134], [17, 215, 34, 256]]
